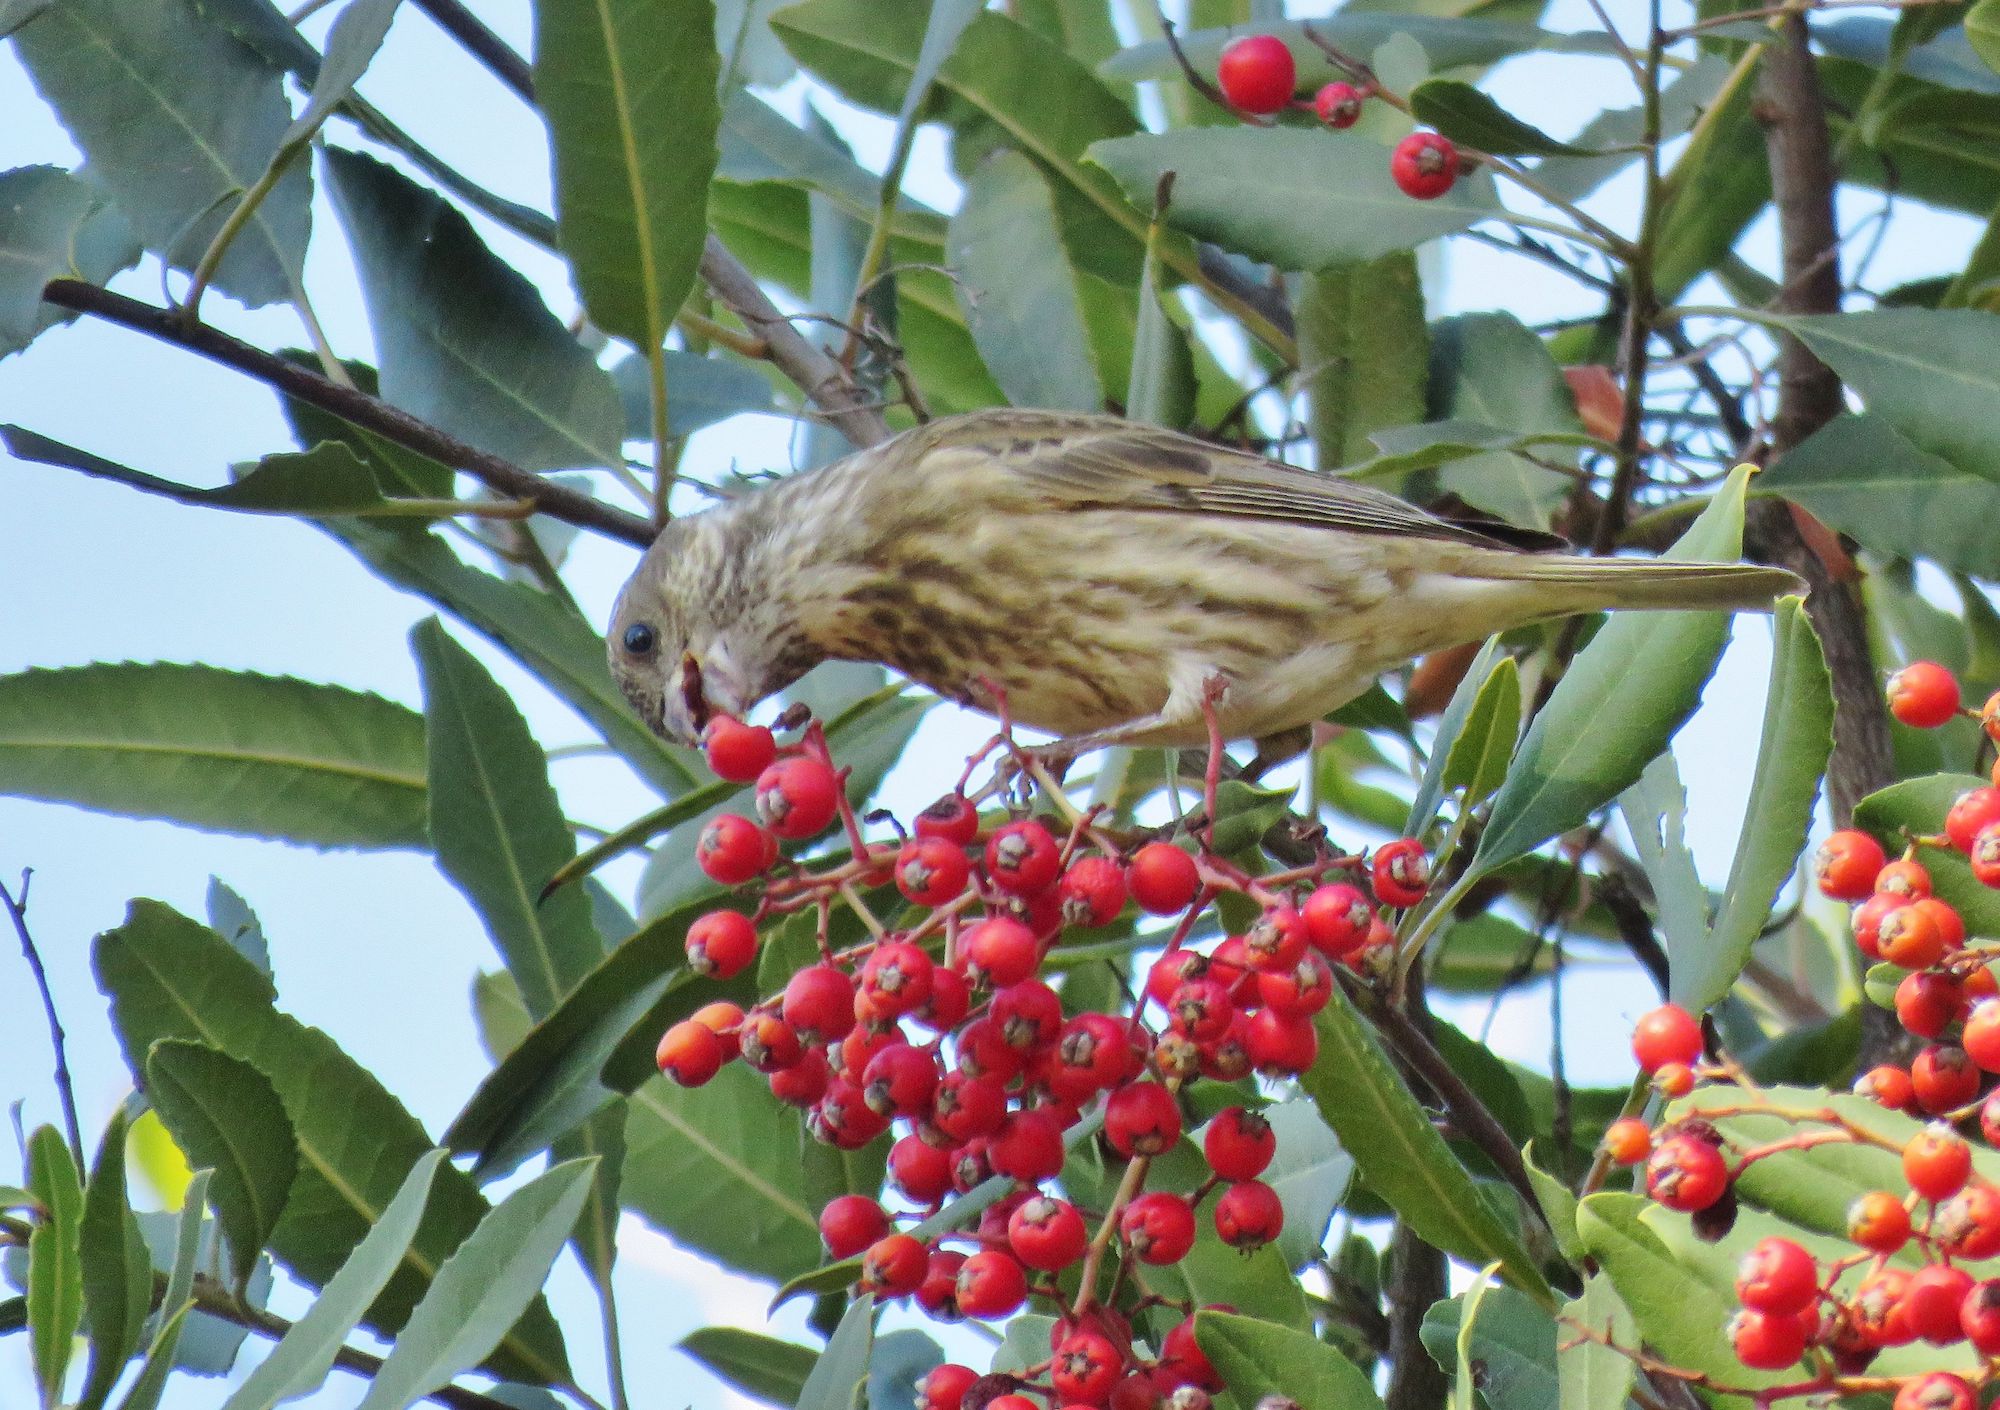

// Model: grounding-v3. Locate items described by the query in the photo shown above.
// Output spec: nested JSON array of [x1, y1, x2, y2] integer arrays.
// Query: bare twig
[[1384, 1224, 1449, 1410], [0, 871, 83, 1166]]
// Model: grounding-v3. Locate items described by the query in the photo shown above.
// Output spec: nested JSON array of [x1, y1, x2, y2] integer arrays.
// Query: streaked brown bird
[[607, 409, 1801, 751]]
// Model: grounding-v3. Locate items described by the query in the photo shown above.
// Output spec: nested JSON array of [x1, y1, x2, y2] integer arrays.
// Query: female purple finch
[[608, 410, 1799, 750]]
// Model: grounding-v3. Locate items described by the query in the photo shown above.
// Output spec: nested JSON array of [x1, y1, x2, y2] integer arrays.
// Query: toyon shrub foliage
[[5, 1, 2000, 1409]]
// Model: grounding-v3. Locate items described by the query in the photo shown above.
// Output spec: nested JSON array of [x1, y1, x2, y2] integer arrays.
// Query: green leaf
[[1138, 1206, 1310, 1331], [220, 1151, 445, 1410], [0, 166, 138, 357], [796, 1295, 872, 1410], [1695, 597, 1830, 1010], [1471, 463, 1752, 876], [1297, 253, 1428, 470], [679, 1327, 817, 1407], [1973, 0, 2000, 72], [157, 1168, 209, 1355], [609, 349, 776, 439], [0, 662, 427, 849], [1088, 127, 1503, 269], [353, 1159, 597, 1410], [948, 151, 1104, 412], [1411, 77, 1593, 156], [1619, 755, 1710, 1000], [1558, 1274, 1635, 1410], [1408, 638, 1503, 832], [1651, 51, 1767, 302], [143, 1041, 297, 1290], [413, 620, 603, 1019], [894, 0, 983, 130], [322, 147, 625, 473], [1126, 215, 1195, 430], [1522, 1141, 1582, 1264], [1258, 1100, 1353, 1273], [1192, 1309, 1385, 1410], [1440, 654, 1520, 808], [1302, 986, 1553, 1304], [285, 0, 401, 142], [1420, 1285, 1557, 1410], [26, 1124, 84, 1407], [94, 901, 570, 1385], [1762, 413, 2000, 578], [1425, 313, 1583, 529], [12, 0, 310, 304], [1856, 774, 2000, 938], [76, 1111, 152, 1410], [535, 0, 718, 355]]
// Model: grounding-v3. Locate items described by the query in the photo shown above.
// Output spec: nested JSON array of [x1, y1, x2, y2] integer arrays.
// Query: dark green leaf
[[1440, 654, 1520, 808], [796, 1295, 872, 1410], [0, 166, 138, 357], [144, 1042, 296, 1290], [1412, 78, 1593, 156], [716, 89, 944, 237], [1421, 1286, 1557, 1410], [1973, 0, 2000, 72], [1522, 1141, 1582, 1264], [76, 1111, 151, 1410], [1192, 1309, 1385, 1410], [1297, 253, 1428, 470], [609, 350, 776, 439], [1408, 638, 1504, 832], [1652, 54, 1767, 301], [12, 0, 310, 304], [1425, 313, 1583, 528], [0, 661, 426, 849], [679, 1327, 817, 1407], [2, 428, 411, 518], [322, 147, 624, 472], [25, 1124, 83, 1406], [1557, 1274, 1635, 1410], [1126, 216, 1195, 429], [1619, 755, 1711, 1002], [1856, 774, 2000, 938]]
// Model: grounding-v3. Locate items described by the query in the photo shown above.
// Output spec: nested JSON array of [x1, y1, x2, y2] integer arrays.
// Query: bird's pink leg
[[1199, 673, 1230, 851]]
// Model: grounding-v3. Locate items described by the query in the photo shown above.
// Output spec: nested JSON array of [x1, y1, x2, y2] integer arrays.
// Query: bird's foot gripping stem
[[1198, 673, 1230, 851]]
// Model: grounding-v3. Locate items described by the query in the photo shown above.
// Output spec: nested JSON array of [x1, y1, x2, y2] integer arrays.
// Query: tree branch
[[0, 871, 83, 1167], [1384, 1222, 1449, 1410], [39, 279, 655, 546]]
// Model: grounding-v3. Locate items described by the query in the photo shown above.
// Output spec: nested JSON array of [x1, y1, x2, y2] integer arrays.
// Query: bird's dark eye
[[622, 623, 658, 656]]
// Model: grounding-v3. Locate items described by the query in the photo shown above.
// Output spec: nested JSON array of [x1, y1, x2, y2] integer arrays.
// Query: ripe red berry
[[1106, 1080, 1183, 1157], [1215, 34, 1295, 114], [1903, 1263, 1973, 1345], [1912, 1043, 1982, 1114], [691, 1000, 744, 1060], [818, 1194, 890, 1258], [862, 1042, 940, 1119], [1814, 829, 1887, 900], [1905, 1125, 1973, 1201], [989, 1108, 1066, 1184], [1876, 857, 1933, 898], [753, 756, 842, 839], [1847, 1189, 1912, 1253], [954, 1249, 1028, 1318], [1896, 972, 1964, 1041], [1129, 842, 1200, 914], [859, 1232, 927, 1296], [1735, 1237, 1817, 1315], [809, 1078, 890, 1149], [1962, 1279, 2000, 1354], [1894, 1373, 1975, 1410], [739, 1013, 803, 1073], [684, 909, 757, 979], [1390, 131, 1459, 200], [1602, 1118, 1651, 1166], [1630, 1003, 1702, 1073], [1645, 1134, 1728, 1211], [701, 715, 777, 781], [1371, 838, 1431, 908], [1168, 977, 1235, 1044], [1936, 1184, 2000, 1259], [1887, 661, 1962, 728], [1053, 1330, 1123, 1404], [858, 940, 934, 1021], [896, 837, 970, 908], [1302, 882, 1373, 958], [1058, 855, 1129, 929], [915, 793, 980, 846], [1204, 1106, 1277, 1181], [1972, 822, 2000, 887], [1914, 896, 1966, 950], [916, 966, 970, 1031], [948, 1138, 992, 1194], [986, 818, 1061, 895], [1853, 1266, 1915, 1348], [1946, 787, 2000, 854], [782, 963, 858, 1046], [695, 814, 774, 885], [1243, 904, 1309, 972], [1244, 1007, 1318, 1075], [1878, 902, 1946, 969], [1855, 1063, 1916, 1111], [985, 1397, 1038, 1410], [656, 1019, 724, 1086], [913, 1247, 964, 1321], [1964, 1000, 2000, 1072], [1652, 1062, 1695, 1099], [1009, 1193, 1088, 1271], [959, 916, 1040, 988], [991, 979, 1064, 1053], [1119, 1191, 1196, 1264], [1159, 1314, 1224, 1392], [1312, 80, 1363, 127], [916, 1365, 978, 1410], [933, 1071, 1007, 1142], [767, 1045, 828, 1105], [1257, 951, 1334, 1017], [957, 1016, 1028, 1081], [1729, 1308, 1809, 1370], [890, 1132, 954, 1204], [1213, 1179, 1284, 1248]]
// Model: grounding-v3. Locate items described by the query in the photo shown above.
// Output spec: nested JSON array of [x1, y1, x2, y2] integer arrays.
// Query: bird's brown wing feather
[[913, 410, 1562, 551]]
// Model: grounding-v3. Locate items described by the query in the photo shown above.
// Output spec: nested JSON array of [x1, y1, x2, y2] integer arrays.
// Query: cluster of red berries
[[1213, 35, 1460, 200], [653, 713, 1433, 1407]]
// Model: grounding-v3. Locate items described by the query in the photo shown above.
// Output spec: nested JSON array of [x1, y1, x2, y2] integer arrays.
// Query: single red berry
[[1053, 1330, 1123, 1405], [1058, 855, 1129, 928], [782, 963, 858, 1046], [1054, 1011, 1139, 1094], [1946, 787, 2000, 854], [1876, 857, 1933, 898], [1903, 1263, 1974, 1345], [916, 966, 970, 1031], [1814, 829, 1887, 900], [913, 1247, 964, 1321], [1894, 1373, 1975, 1410], [1736, 1237, 1817, 1315], [1130, 842, 1201, 914], [1878, 903, 1946, 969], [754, 756, 841, 839], [1168, 977, 1235, 1044], [915, 793, 980, 846], [1914, 896, 1966, 950], [862, 1041, 940, 1119], [1215, 34, 1295, 114], [701, 715, 777, 781], [1964, 1000, 2000, 1072], [1160, 1313, 1225, 1392], [1008, 1193, 1088, 1271], [933, 1071, 1007, 1142], [809, 1078, 889, 1149], [1257, 951, 1334, 1018], [948, 1138, 992, 1194], [684, 909, 757, 979], [1855, 1063, 1916, 1111], [858, 940, 934, 1021], [1106, 1080, 1183, 1157], [1213, 1179, 1284, 1248], [954, 1249, 1028, 1318], [1936, 1184, 2000, 1259], [1119, 1191, 1197, 1264], [991, 979, 1064, 1052], [1390, 131, 1459, 199], [767, 1045, 829, 1105], [695, 814, 774, 885], [1962, 1279, 2000, 1354], [1244, 1007, 1318, 1075], [1853, 1267, 1916, 1347], [896, 837, 971, 908], [1652, 1062, 1695, 1098], [1851, 891, 1912, 960], [859, 1232, 927, 1296], [1912, 1044, 1982, 1114], [957, 1016, 1028, 1081], [1982, 1089, 2000, 1146], [1371, 838, 1431, 907], [916, 1365, 978, 1410], [1887, 661, 1963, 728], [959, 916, 1040, 988], [1312, 80, 1363, 127], [986, 818, 1061, 895], [890, 1132, 954, 1204], [1302, 882, 1373, 958], [1602, 1118, 1651, 1165], [691, 1000, 744, 1062], [1146, 950, 1209, 1008], [1645, 1133, 1728, 1211], [1631, 1003, 1702, 1073], [1848, 1189, 1912, 1253], [739, 1013, 803, 1073], [818, 1194, 890, 1258], [1972, 822, 2000, 887], [1906, 1125, 1973, 1201], [838, 1025, 898, 1084], [989, 1108, 1066, 1184], [985, 1397, 1039, 1410], [1729, 1308, 1809, 1370], [656, 1019, 723, 1086], [1204, 1106, 1277, 1181], [1897, 972, 1964, 1041]]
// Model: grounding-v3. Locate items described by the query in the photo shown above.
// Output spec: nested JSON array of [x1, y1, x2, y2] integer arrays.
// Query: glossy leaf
[[1558, 1274, 1635, 1410], [1407, 638, 1504, 832], [678, 1327, 816, 1405], [1089, 127, 1504, 269], [12, 0, 309, 304], [1420, 1286, 1557, 1410], [144, 1041, 297, 1290], [76, 1111, 151, 1410], [1303, 987, 1552, 1303], [1298, 253, 1428, 470], [1260, 1100, 1352, 1273], [0, 166, 138, 357], [795, 1295, 872, 1410], [1973, 0, 2000, 72], [1618, 754, 1709, 999], [322, 147, 625, 473], [0, 661, 427, 849], [26, 1124, 83, 1407], [353, 1159, 596, 1410], [1440, 654, 1520, 808], [1411, 78, 1592, 156], [1425, 312, 1583, 528], [1651, 50, 1766, 302], [1856, 774, 2000, 937], [1193, 1309, 1384, 1410], [1126, 213, 1195, 429], [1471, 463, 1752, 876]]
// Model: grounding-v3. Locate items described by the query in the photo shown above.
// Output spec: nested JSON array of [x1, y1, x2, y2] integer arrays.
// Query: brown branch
[[39, 279, 655, 546], [1384, 1222, 1449, 1410]]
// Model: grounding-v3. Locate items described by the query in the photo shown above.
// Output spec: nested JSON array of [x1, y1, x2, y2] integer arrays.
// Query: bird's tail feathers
[[1470, 556, 1805, 613]]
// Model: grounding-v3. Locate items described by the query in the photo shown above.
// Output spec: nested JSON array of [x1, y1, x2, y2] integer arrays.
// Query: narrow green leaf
[[1557, 1274, 1635, 1410], [0, 662, 427, 848], [679, 1327, 817, 1407], [12, 0, 310, 304], [1440, 655, 1520, 807], [110, 1305, 190, 1410], [0, 166, 138, 357], [3, 428, 402, 518], [1619, 754, 1709, 998], [1652, 51, 1767, 302], [1411, 77, 1594, 155], [948, 151, 1104, 411], [1193, 1309, 1385, 1410], [1297, 253, 1428, 470], [1521, 1141, 1582, 1264], [1425, 312, 1584, 529], [26, 1124, 84, 1406], [1258, 1100, 1353, 1273], [287, 0, 402, 141], [1472, 463, 1753, 876], [354, 1159, 596, 1410], [608, 349, 776, 439], [322, 147, 625, 473], [1125, 216, 1195, 429], [535, 0, 719, 352], [794, 1295, 872, 1410], [144, 1041, 297, 1290], [221, 1151, 446, 1410], [1856, 774, 2000, 937], [76, 1110, 154, 1410], [1407, 638, 1503, 832], [1303, 987, 1553, 1303], [1421, 1279, 1552, 1410], [1972, 0, 2000, 72]]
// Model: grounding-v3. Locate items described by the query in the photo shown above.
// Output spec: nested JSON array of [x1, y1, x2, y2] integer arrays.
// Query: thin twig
[[0, 871, 83, 1167]]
